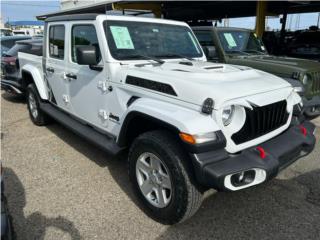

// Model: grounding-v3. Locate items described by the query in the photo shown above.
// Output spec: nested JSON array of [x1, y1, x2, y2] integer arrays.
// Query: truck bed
[[18, 52, 43, 74]]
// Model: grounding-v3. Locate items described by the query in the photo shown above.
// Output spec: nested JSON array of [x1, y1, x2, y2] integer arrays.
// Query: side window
[[49, 25, 65, 59], [71, 25, 101, 63]]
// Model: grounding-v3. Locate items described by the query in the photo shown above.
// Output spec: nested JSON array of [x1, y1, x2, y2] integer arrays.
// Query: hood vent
[[204, 66, 224, 70], [172, 69, 190, 72]]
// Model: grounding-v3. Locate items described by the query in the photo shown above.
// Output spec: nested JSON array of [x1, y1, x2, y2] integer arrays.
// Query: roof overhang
[[37, 1, 320, 21]]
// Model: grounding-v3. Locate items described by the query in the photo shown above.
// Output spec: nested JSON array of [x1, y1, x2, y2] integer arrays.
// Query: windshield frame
[[103, 20, 204, 61], [216, 29, 267, 56]]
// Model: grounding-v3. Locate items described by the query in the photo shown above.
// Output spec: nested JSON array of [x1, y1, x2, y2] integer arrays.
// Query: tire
[[26, 84, 50, 126], [128, 130, 203, 225]]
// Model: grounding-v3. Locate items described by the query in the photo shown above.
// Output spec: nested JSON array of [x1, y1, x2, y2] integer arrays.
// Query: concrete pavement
[[1, 92, 319, 240]]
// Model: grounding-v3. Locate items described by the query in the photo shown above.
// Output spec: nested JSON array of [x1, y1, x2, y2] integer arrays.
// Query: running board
[[39, 102, 123, 156]]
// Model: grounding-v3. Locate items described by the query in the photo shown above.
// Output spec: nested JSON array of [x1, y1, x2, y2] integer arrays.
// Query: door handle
[[66, 73, 77, 80], [46, 67, 54, 73]]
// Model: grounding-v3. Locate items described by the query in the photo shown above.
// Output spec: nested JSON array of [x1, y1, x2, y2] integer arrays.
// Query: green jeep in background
[[193, 26, 320, 118]]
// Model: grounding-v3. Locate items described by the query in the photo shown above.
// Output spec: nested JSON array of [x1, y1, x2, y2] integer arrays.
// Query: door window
[[71, 25, 101, 63], [49, 25, 65, 60]]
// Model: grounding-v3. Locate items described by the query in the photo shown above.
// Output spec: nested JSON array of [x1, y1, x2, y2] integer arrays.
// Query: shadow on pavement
[[46, 123, 135, 200], [4, 168, 82, 240], [46, 123, 320, 240]]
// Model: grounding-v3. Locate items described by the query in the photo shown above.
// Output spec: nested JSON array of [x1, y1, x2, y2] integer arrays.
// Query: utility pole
[[317, 12, 320, 28]]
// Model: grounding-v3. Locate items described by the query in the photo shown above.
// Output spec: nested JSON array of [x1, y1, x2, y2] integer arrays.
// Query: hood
[[122, 61, 292, 109], [229, 54, 320, 76]]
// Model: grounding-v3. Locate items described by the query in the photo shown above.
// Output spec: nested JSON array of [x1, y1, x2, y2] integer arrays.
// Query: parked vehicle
[[0, 36, 32, 56], [286, 30, 320, 61], [12, 30, 27, 36], [19, 14, 316, 224], [0, 28, 13, 37], [1, 162, 14, 240], [1, 39, 42, 95], [193, 27, 320, 118]]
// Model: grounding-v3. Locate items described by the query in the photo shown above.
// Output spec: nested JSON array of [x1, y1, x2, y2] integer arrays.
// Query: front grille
[[311, 72, 320, 94], [232, 100, 289, 144]]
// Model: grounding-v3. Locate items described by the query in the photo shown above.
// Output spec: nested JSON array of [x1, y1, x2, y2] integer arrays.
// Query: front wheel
[[26, 84, 50, 126], [128, 130, 203, 225]]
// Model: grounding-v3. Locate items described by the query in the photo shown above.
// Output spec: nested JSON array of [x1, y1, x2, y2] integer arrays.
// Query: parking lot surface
[[1, 92, 320, 240]]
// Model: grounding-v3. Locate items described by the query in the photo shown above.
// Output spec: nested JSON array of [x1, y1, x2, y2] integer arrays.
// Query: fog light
[[230, 170, 255, 187], [224, 168, 267, 191]]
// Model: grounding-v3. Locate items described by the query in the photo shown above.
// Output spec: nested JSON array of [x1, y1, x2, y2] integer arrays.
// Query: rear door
[[45, 24, 70, 111]]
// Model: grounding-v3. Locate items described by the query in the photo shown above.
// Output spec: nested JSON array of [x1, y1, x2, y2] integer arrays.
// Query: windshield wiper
[[244, 50, 267, 55], [155, 54, 195, 61], [226, 50, 250, 55], [125, 54, 165, 64]]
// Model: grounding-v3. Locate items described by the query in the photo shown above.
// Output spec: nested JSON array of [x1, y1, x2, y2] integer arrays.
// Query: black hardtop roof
[[45, 14, 100, 23], [192, 26, 252, 32]]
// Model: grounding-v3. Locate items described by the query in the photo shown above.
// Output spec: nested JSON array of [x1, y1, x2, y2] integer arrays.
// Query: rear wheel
[[128, 130, 203, 225], [26, 84, 50, 126]]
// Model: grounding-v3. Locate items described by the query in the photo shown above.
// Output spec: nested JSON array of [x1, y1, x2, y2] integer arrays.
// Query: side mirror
[[202, 46, 218, 59], [76, 46, 98, 66]]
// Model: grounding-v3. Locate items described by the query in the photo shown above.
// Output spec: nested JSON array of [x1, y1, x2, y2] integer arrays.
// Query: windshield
[[217, 30, 267, 55], [105, 20, 203, 60]]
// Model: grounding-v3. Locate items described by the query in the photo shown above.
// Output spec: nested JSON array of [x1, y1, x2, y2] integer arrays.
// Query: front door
[[66, 24, 110, 130]]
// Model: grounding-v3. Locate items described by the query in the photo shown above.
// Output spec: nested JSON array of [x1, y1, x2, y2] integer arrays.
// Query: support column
[[255, 1, 267, 38]]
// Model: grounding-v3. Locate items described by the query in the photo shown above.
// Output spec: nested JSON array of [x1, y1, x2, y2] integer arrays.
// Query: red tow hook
[[300, 125, 307, 137], [256, 146, 266, 159]]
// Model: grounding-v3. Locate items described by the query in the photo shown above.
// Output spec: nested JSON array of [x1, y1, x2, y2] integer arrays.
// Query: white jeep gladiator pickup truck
[[18, 14, 316, 224]]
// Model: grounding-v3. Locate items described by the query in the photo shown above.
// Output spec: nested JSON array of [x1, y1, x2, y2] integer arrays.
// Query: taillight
[[3, 56, 17, 66]]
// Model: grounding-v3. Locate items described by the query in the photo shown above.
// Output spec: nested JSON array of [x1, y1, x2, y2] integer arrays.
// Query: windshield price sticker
[[110, 26, 135, 49], [223, 33, 237, 48]]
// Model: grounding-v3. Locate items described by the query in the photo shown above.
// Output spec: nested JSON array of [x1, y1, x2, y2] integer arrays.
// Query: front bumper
[[1, 79, 24, 95], [302, 95, 320, 117], [189, 121, 316, 191]]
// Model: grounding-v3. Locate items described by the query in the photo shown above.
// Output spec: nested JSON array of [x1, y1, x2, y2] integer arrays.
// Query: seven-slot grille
[[310, 72, 320, 94], [232, 100, 289, 144]]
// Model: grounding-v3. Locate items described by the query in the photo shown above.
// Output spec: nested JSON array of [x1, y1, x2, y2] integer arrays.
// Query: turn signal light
[[179, 133, 196, 145]]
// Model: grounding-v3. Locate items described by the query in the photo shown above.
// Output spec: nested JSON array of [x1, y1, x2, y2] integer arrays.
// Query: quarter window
[[49, 25, 65, 59], [71, 25, 101, 63]]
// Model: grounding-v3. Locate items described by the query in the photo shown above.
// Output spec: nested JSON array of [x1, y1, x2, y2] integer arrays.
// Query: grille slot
[[232, 100, 289, 144], [311, 72, 320, 94]]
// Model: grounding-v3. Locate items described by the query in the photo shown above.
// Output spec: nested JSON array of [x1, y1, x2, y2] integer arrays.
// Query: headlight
[[302, 75, 309, 85], [222, 105, 235, 126], [293, 86, 304, 94]]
